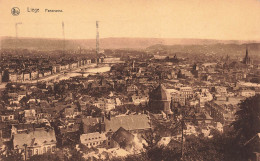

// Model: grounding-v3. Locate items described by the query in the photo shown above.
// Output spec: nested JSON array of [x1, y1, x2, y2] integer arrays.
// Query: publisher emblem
[[11, 7, 20, 16]]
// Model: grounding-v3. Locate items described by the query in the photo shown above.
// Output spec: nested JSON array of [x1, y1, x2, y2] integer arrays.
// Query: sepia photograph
[[0, 0, 260, 160]]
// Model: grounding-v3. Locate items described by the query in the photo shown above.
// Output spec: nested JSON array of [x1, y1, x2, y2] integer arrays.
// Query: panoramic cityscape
[[0, 0, 260, 161]]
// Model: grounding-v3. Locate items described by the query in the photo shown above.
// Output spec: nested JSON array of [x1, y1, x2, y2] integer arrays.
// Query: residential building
[[240, 89, 256, 97], [80, 132, 107, 148]]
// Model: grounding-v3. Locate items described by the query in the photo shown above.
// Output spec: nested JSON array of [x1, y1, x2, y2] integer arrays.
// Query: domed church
[[149, 84, 173, 116]]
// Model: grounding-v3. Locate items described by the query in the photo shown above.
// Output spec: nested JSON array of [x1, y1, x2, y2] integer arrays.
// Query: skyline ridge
[[1, 36, 260, 42]]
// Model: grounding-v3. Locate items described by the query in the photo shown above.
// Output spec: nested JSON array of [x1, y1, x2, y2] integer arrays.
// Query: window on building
[[28, 150, 33, 157], [52, 146, 55, 152], [47, 147, 51, 153], [43, 147, 46, 153], [35, 149, 38, 155]]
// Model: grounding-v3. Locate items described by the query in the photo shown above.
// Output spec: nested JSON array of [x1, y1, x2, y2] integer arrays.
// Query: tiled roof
[[111, 127, 134, 145], [105, 114, 151, 132], [64, 108, 74, 115], [82, 117, 101, 126], [14, 124, 34, 130]]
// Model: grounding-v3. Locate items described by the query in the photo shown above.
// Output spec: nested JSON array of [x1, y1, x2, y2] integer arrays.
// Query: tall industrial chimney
[[96, 21, 99, 65], [62, 21, 65, 54]]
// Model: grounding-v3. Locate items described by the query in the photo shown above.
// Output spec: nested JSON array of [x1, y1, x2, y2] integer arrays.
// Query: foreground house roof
[[13, 128, 56, 149]]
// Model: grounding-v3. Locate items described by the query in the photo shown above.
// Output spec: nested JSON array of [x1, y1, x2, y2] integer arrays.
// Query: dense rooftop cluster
[[0, 47, 259, 160]]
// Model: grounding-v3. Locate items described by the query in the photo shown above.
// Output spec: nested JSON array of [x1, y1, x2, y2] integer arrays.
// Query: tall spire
[[243, 46, 251, 65], [226, 54, 230, 63], [246, 46, 248, 58]]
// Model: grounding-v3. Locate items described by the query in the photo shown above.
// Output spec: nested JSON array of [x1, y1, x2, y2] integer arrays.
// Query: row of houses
[[5, 58, 94, 82]]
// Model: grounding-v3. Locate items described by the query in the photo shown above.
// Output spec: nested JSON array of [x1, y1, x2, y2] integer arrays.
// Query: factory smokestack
[[96, 21, 99, 65]]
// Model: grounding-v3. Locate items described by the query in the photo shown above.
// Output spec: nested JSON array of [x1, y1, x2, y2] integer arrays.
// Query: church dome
[[150, 84, 169, 101]]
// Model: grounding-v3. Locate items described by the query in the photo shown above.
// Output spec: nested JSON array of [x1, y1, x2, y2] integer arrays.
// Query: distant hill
[[147, 43, 260, 60], [1, 37, 259, 50]]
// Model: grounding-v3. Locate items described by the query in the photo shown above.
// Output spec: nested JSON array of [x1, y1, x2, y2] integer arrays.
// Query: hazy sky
[[0, 0, 260, 40]]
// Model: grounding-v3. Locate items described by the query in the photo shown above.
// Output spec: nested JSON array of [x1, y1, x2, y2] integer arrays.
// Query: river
[[0, 65, 111, 90], [54, 66, 111, 81]]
